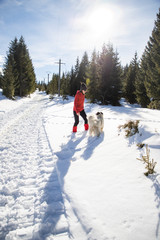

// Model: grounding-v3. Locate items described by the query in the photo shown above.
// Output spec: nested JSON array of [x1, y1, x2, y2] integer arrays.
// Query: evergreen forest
[[1, 8, 160, 109]]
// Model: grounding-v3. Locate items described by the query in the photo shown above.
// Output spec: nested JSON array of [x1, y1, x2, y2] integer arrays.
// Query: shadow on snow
[[148, 174, 160, 238], [37, 123, 104, 239]]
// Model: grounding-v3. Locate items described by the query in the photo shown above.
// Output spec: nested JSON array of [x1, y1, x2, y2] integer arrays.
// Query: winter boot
[[84, 124, 89, 131], [73, 126, 77, 132]]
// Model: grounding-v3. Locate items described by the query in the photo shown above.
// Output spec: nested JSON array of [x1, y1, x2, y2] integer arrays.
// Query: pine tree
[[0, 71, 3, 89], [135, 52, 150, 107], [3, 58, 15, 99], [87, 49, 100, 103], [121, 64, 129, 98], [37, 81, 46, 92], [98, 43, 121, 105], [76, 51, 89, 88], [144, 8, 160, 109], [61, 72, 70, 97], [69, 67, 75, 96], [15, 36, 36, 96], [2, 36, 36, 98], [123, 52, 139, 104], [110, 50, 122, 105], [71, 57, 80, 95], [47, 74, 58, 95], [3, 38, 19, 96]]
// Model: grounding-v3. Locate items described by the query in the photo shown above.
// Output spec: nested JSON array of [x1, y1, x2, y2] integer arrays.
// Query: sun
[[86, 7, 114, 38], [72, 4, 117, 50]]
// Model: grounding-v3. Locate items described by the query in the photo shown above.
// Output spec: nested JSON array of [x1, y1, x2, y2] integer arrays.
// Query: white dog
[[88, 112, 104, 137]]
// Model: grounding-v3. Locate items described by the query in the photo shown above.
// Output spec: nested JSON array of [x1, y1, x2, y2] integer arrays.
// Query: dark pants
[[73, 110, 88, 126]]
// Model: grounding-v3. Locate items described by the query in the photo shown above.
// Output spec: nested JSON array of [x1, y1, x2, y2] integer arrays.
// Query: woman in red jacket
[[73, 83, 89, 132]]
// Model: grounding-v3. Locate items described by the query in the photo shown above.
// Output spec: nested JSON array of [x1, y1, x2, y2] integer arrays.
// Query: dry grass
[[118, 120, 139, 137]]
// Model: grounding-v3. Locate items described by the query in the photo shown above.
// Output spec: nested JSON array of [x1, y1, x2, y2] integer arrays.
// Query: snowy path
[[1, 91, 160, 240], [0, 93, 70, 240]]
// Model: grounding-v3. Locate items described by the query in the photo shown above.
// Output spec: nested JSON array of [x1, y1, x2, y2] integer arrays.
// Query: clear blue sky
[[0, 0, 159, 83]]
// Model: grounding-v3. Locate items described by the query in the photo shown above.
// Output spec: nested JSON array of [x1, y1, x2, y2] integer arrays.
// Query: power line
[[55, 59, 65, 96]]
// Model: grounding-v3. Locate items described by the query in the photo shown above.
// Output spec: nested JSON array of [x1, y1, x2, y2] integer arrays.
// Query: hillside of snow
[[0, 89, 160, 240]]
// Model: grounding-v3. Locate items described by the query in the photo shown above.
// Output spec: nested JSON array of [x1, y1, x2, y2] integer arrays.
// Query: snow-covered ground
[[0, 89, 160, 240]]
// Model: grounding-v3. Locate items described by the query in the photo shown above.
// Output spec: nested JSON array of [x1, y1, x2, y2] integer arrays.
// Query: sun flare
[[73, 4, 119, 50], [87, 7, 114, 37]]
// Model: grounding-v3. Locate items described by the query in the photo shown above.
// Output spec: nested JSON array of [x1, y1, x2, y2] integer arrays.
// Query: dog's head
[[96, 112, 103, 119], [96, 112, 103, 116]]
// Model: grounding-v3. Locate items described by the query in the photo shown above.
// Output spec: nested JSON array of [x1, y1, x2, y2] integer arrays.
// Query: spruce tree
[[15, 36, 36, 96], [135, 52, 150, 107], [3, 38, 19, 96], [144, 8, 160, 109], [2, 36, 36, 98], [61, 72, 70, 97], [48, 74, 58, 95], [3, 51, 15, 99], [110, 50, 122, 105], [87, 49, 100, 103], [98, 43, 121, 105], [121, 64, 129, 98], [123, 52, 139, 104], [71, 57, 80, 95], [3, 37, 19, 99], [69, 67, 75, 96], [3, 58, 15, 99], [76, 52, 89, 88], [0, 71, 3, 89]]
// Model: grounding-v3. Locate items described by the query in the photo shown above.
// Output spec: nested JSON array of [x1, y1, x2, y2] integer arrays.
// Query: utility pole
[[46, 71, 51, 84], [55, 59, 65, 96]]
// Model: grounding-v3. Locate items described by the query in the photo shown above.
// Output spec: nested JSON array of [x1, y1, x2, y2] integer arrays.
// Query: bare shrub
[[118, 120, 139, 137]]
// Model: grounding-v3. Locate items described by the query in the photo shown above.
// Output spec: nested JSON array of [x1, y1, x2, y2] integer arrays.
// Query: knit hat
[[80, 82, 87, 91]]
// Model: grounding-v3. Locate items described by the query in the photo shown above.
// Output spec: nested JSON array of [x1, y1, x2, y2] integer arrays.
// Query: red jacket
[[73, 90, 85, 113]]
